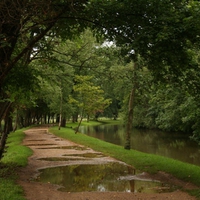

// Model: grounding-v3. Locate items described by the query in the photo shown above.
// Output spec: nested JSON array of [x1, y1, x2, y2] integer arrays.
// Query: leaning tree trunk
[[124, 87, 135, 150], [0, 131, 7, 159], [75, 116, 83, 134], [0, 105, 13, 159]]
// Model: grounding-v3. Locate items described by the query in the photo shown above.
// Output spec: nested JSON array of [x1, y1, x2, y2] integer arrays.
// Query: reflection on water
[[36, 163, 175, 193], [79, 125, 200, 166]]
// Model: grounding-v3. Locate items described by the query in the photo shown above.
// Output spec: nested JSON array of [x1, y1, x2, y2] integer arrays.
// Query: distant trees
[[131, 75, 200, 144], [70, 75, 111, 133]]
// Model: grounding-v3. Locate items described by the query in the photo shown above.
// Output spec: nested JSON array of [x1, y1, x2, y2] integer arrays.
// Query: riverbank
[[50, 120, 200, 199]]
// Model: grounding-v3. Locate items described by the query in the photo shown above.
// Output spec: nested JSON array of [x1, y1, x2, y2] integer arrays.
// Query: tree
[[85, 45, 123, 120], [70, 75, 111, 133], [0, 0, 91, 158], [37, 29, 107, 125], [84, 0, 200, 148], [107, 58, 146, 150], [87, 0, 200, 75], [1, 0, 200, 157], [0, 0, 90, 85]]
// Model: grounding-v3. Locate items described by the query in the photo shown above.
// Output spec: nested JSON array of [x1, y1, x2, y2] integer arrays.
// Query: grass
[[0, 128, 33, 200], [1, 119, 200, 199], [67, 119, 123, 128], [50, 121, 200, 199]]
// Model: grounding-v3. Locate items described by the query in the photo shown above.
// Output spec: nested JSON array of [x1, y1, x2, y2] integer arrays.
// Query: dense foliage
[[1, 0, 200, 156]]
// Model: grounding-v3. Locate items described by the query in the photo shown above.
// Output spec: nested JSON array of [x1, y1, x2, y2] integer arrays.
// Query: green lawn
[[0, 128, 33, 200]]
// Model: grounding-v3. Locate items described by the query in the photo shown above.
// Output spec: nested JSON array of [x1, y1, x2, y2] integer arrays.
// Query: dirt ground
[[17, 126, 198, 200]]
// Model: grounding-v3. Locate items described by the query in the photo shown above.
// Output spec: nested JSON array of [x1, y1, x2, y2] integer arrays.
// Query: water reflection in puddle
[[36, 162, 176, 193]]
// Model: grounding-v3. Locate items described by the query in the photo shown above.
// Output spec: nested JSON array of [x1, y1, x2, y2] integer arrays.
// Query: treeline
[[131, 74, 200, 144], [1, 31, 200, 148], [99, 57, 200, 144]]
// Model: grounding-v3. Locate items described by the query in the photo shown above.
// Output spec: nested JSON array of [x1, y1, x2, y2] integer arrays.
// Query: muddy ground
[[18, 126, 198, 200]]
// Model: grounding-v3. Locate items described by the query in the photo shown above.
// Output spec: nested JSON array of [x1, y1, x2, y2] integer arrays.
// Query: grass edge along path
[[0, 128, 33, 200], [49, 122, 200, 199], [1, 121, 200, 199]]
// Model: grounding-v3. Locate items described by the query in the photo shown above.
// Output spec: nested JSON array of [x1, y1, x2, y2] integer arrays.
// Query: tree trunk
[[58, 112, 62, 130], [0, 131, 7, 159], [0, 101, 12, 121], [0, 106, 13, 159], [13, 109, 19, 132], [87, 114, 90, 122], [75, 116, 83, 134], [61, 117, 66, 127], [24, 109, 31, 126], [51, 113, 55, 123], [20, 116, 24, 127], [47, 114, 51, 124], [58, 87, 63, 130], [44, 114, 47, 124], [56, 114, 59, 123], [124, 87, 135, 150]]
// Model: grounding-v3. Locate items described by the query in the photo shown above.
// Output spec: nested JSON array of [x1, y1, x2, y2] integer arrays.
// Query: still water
[[79, 124, 200, 166], [37, 162, 176, 193]]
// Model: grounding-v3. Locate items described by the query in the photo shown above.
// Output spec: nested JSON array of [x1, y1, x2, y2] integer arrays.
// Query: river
[[79, 124, 200, 166]]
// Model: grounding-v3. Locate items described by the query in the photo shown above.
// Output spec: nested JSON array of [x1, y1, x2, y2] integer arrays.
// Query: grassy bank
[[1, 120, 200, 199], [50, 121, 200, 198], [0, 128, 32, 200]]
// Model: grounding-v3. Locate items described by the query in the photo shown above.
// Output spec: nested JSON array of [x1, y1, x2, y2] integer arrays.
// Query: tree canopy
[[1, 0, 200, 156]]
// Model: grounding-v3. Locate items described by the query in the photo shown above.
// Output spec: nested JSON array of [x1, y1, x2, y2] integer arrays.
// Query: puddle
[[63, 153, 104, 158], [36, 162, 177, 193], [37, 146, 89, 150], [38, 157, 86, 161]]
